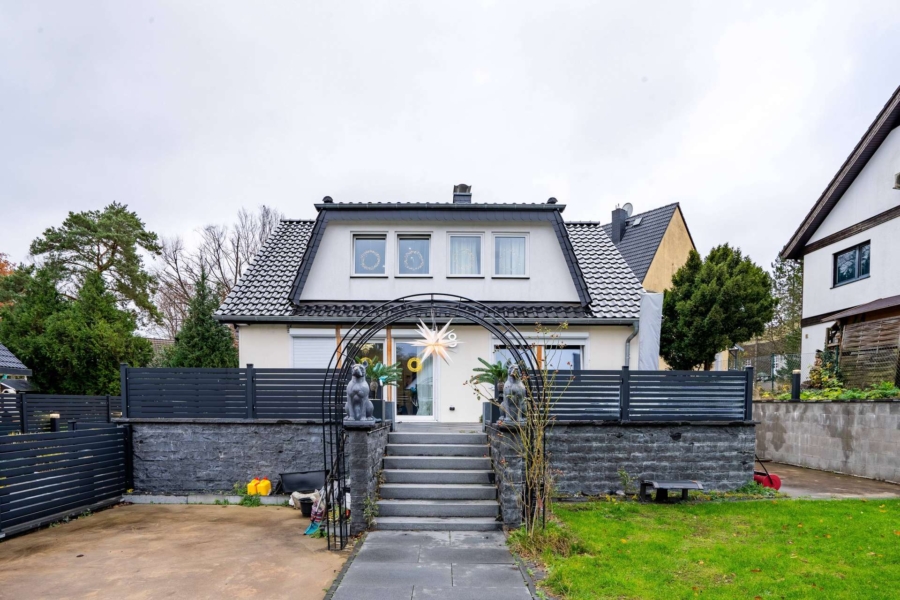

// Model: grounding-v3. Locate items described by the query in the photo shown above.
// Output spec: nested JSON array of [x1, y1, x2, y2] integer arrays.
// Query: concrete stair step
[[382, 469, 494, 484], [377, 499, 499, 518], [373, 516, 501, 531], [383, 456, 491, 470], [388, 432, 487, 445], [386, 444, 488, 457], [379, 483, 497, 500]]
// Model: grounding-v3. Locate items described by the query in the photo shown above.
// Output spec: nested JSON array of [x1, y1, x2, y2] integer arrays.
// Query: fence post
[[19, 392, 27, 434], [121, 424, 134, 492], [744, 366, 755, 421], [791, 370, 801, 400], [246, 364, 255, 420], [620, 366, 630, 422], [106, 395, 111, 423], [120, 364, 129, 419]]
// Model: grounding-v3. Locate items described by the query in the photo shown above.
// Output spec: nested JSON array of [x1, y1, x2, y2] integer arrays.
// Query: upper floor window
[[449, 234, 482, 276], [833, 241, 870, 286], [397, 234, 430, 276], [494, 234, 528, 277], [353, 234, 386, 275]]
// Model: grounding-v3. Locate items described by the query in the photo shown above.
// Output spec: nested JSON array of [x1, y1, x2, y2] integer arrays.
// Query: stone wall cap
[[115, 418, 329, 425]]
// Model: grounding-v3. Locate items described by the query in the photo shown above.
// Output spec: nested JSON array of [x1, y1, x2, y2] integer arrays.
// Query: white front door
[[394, 340, 438, 421]]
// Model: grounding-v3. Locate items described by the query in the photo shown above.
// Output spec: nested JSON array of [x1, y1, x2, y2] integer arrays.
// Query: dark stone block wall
[[486, 422, 755, 526], [346, 422, 390, 535], [549, 423, 756, 496], [131, 422, 324, 492], [486, 425, 524, 529]]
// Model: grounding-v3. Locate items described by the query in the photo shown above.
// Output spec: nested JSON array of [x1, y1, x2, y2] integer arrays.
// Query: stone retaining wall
[[487, 422, 756, 527], [128, 421, 324, 493], [755, 401, 900, 483]]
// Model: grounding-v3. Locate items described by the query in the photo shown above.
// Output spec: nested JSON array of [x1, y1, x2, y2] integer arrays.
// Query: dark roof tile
[[597, 203, 679, 283]]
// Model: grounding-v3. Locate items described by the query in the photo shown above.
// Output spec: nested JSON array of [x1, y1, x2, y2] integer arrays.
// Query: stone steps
[[380, 483, 497, 500], [382, 469, 494, 484], [373, 516, 500, 531], [375, 427, 501, 531], [383, 456, 492, 470], [377, 499, 499, 518]]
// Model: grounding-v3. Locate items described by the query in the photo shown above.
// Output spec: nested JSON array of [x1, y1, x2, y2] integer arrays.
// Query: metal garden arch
[[320, 294, 540, 550]]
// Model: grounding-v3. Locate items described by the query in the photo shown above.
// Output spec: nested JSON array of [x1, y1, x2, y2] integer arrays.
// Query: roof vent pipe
[[611, 206, 628, 244], [453, 184, 472, 204]]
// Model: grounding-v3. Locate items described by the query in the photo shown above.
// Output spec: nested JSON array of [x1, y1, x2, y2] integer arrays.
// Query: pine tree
[[164, 270, 238, 368], [660, 245, 776, 370]]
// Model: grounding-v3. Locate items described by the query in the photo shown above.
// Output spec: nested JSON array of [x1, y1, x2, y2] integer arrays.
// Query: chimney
[[611, 206, 627, 244], [452, 184, 472, 204]]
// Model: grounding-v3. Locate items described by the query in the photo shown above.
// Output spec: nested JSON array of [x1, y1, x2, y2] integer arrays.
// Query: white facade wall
[[799, 126, 900, 376], [237, 323, 639, 423], [299, 220, 581, 303]]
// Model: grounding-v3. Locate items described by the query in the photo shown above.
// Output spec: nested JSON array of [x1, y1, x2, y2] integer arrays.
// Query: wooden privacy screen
[[840, 316, 900, 389], [0, 427, 127, 537]]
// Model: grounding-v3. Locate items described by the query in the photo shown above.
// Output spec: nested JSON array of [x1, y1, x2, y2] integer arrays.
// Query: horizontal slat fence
[[627, 370, 749, 421], [519, 367, 753, 423], [122, 366, 329, 421], [0, 427, 127, 536], [24, 395, 117, 432], [1, 395, 22, 435]]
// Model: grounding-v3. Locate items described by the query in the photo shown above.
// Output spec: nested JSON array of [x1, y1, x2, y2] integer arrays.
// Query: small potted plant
[[357, 359, 403, 400]]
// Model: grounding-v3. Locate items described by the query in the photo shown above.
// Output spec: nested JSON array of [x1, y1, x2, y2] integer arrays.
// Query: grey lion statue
[[345, 363, 375, 421], [500, 365, 527, 422]]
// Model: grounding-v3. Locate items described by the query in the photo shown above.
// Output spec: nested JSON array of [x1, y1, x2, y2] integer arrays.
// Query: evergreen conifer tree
[[164, 270, 238, 368]]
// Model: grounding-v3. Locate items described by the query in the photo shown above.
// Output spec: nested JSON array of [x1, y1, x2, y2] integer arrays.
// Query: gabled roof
[[782, 85, 900, 260], [0, 342, 32, 376], [598, 203, 688, 283], [216, 207, 644, 323]]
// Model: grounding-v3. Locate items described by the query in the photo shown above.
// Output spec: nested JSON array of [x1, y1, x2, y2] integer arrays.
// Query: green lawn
[[523, 499, 900, 600]]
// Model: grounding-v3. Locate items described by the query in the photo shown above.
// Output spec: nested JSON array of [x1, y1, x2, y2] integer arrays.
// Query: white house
[[216, 186, 660, 423], [782, 84, 900, 384]]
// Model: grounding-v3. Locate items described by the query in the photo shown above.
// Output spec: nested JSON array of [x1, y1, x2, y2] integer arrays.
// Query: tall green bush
[[164, 270, 238, 368]]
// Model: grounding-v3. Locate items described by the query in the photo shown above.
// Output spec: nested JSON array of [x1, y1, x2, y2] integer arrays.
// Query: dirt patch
[[0, 504, 348, 600]]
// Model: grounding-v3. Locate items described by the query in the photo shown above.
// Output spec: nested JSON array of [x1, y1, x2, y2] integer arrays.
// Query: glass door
[[395, 341, 436, 420]]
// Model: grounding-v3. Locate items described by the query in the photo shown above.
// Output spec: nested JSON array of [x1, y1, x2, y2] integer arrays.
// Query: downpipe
[[624, 322, 639, 368]]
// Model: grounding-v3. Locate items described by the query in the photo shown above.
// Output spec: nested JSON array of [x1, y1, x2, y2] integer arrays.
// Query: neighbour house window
[[397, 235, 431, 276], [449, 235, 483, 276], [494, 234, 527, 276], [833, 241, 870, 286], [353, 235, 387, 275]]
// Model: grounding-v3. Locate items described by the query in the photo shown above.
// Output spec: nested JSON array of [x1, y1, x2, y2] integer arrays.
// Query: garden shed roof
[[0, 342, 32, 376]]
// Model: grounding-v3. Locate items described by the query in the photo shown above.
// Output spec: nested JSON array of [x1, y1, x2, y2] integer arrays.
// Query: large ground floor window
[[494, 343, 583, 371]]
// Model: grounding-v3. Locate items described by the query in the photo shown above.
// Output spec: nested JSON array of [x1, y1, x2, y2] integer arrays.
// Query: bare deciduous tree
[[153, 205, 283, 338]]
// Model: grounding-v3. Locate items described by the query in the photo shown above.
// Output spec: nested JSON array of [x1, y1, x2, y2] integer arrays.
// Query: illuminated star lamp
[[411, 319, 461, 364]]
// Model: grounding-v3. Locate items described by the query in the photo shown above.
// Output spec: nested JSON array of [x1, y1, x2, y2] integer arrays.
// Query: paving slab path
[[330, 530, 534, 600]]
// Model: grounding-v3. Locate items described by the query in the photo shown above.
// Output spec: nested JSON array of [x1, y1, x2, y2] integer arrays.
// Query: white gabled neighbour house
[[782, 84, 900, 386], [216, 186, 665, 423]]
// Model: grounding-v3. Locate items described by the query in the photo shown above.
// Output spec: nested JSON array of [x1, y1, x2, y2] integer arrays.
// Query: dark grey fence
[[0, 426, 128, 537], [516, 366, 754, 422], [121, 365, 328, 420], [0, 394, 119, 434]]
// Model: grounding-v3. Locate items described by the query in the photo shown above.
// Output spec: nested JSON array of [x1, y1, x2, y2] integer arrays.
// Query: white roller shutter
[[292, 336, 336, 369]]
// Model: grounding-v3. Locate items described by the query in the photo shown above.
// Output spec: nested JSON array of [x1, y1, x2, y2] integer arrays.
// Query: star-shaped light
[[411, 319, 461, 364]]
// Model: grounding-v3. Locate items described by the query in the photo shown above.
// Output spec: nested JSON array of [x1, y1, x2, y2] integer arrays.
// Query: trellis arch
[[320, 293, 540, 549]]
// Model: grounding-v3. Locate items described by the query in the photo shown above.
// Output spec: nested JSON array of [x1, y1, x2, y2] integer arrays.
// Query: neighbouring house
[[781, 84, 900, 386], [0, 342, 34, 393], [601, 202, 696, 294], [216, 185, 659, 423]]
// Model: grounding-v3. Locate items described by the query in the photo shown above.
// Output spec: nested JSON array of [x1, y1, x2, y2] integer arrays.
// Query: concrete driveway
[[771, 462, 900, 499], [0, 504, 347, 600]]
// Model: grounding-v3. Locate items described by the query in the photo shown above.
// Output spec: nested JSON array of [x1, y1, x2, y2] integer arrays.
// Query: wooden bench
[[639, 480, 703, 502]]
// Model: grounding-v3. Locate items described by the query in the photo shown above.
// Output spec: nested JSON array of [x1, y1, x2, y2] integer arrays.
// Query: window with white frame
[[292, 335, 336, 369], [494, 234, 527, 276], [353, 234, 387, 275], [397, 234, 430, 276], [448, 234, 482, 276]]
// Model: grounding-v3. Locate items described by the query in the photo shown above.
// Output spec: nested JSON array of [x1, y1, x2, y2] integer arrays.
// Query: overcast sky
[[2, 1, 899, 269]]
